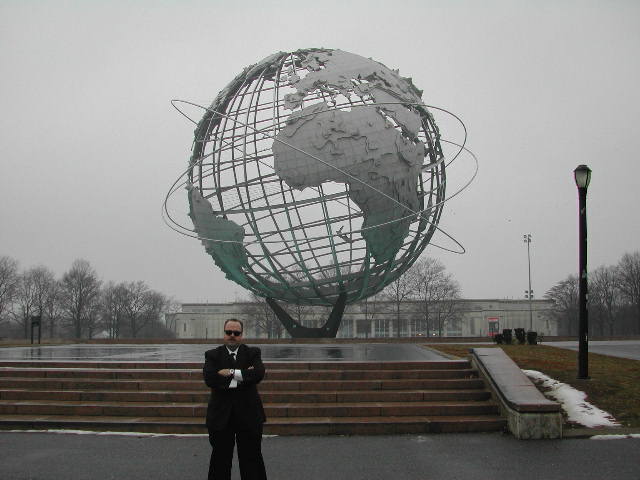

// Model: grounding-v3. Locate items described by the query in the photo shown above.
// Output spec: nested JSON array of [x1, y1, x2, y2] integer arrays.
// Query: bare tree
[[122, 281, 150, 338], [433, 289, 462, 337], [0, 256, 19, 328], [590, 265, 622, 336], [3, 262, 60, 339], [355, 294, 384, 338], [382, 269, 416, 337], [118, 281, 169, 338], [101, 282, 128, 339], [59, 259, 102, 338], [545, 275, 579, 335], [617, 251, 640, 334], [1, 256, 175, 339], [162, 297, 181, 332], [411, 257, 460, 336], [282, 271, 321, 329], [240, 293, 284, 339], [140, 290, 170, 337], [291, 302, 322, 328], [13, 268, 38, 338], [43, 280, 63, 338], [85, 295, 103, 339], [28, 266, 59, 338]]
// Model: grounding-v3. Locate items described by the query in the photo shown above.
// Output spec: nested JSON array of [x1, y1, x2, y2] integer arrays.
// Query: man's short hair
[[224, 318, 243, 332]]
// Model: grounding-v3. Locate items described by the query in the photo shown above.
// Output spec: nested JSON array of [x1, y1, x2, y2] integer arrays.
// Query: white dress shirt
[[225, 347, 243, 388]]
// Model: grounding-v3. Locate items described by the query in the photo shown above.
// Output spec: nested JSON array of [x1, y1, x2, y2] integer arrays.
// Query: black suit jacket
[[203, 344, 266, 431]]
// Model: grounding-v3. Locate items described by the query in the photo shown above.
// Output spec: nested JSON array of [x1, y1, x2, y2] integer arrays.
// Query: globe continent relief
[[188, 48, 445, 306]]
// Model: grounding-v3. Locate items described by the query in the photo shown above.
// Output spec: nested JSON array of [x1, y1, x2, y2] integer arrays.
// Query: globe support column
[[266, 292, 347, 338]]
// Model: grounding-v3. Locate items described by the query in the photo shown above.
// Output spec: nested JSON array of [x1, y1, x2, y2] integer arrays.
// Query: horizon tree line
[[545, 251, 640, 336], [0, 256, 177, 340]]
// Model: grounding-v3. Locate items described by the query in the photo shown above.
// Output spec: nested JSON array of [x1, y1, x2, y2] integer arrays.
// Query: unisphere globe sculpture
[[170, 48, 454, 336]]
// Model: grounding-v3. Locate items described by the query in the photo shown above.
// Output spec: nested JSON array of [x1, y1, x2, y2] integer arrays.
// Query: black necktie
[[230, 352, 236, 365]]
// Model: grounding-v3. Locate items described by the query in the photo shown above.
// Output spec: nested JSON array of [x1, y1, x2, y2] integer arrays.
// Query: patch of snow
[[523, 369, 620, 428], [590, 434, 640, 440]]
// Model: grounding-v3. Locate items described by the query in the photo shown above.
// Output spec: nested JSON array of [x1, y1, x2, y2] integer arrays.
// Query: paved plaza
[[1, 341, 639, 478], [0, 343, 448, 362], [1, 431, 639, 480], [2, 340, 639, 362]]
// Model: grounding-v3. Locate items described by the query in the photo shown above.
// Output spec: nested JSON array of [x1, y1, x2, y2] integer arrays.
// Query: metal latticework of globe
[[173, 48, 448, 306]]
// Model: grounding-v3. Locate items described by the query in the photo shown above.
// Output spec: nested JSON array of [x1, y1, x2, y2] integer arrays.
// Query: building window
[[356, 319, 370, 338], [340, 320, 353, 338], [374, 318, 387, 337]]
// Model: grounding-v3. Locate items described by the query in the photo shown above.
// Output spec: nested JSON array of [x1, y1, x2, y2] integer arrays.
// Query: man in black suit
[[203, 318, 267, 480]]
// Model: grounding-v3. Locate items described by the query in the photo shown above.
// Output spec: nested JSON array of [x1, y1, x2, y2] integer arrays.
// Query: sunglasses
[[224, 330, 243, 337]]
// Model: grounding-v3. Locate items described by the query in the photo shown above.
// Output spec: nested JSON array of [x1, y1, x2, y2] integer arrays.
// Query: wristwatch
[[229, 369, 235, 377]]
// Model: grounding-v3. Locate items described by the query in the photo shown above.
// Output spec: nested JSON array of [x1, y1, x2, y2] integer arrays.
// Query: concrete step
[[0, 414, 506, 435], [259, 378, 485, 391], [0, 400, 206, 417], [265, 415, 506, 435], [266, 401, 499, 418], [0, 388, 491, 403], [0, 360, 471, 371], [265, 389, 491, 403], [0, 389, 209, 403], [273, 361, 471, 371], [0, 367, 202, 380], [0, 361, 204, 370], [0, 413, 208, 434], [0, 399, 498, 418], [0, 367, 476, 381], [0, 359, 504, 435], [265, 369, 477, 380], [0, 377, 486, 392], [0, 378, 203, 391]]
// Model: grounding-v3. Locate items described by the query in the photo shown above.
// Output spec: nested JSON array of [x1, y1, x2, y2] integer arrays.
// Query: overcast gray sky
[[1, 0, 638, 304]]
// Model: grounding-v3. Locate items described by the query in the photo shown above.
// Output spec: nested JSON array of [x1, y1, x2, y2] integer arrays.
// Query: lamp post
[[524, 234, 533, 331], [574, 164, 591, 379]]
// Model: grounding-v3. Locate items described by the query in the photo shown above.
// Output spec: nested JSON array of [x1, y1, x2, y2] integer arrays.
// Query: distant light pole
[[574, 164, 592, 379], [523, 234, 533, 330]]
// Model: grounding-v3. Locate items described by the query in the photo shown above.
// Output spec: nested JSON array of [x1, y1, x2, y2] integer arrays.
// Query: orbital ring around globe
[[163, 101, 477, 249], [163, 48, 477, 306]]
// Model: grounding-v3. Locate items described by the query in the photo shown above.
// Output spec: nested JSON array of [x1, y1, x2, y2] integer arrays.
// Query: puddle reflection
[[0, 343, 447, 362]]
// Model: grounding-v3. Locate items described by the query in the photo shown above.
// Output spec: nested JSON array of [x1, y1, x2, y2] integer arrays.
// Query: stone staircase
[[0, 360, 505, 435]]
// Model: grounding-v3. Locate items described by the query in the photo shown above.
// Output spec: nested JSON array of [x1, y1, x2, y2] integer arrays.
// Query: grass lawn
[[427, 343, 640, 428]]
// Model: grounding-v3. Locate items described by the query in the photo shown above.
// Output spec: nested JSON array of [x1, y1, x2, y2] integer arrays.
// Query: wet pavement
[[0, 343, 447, 362], [2, 341, 638, 363], [1, 431, 639, 480], [544, 340, 640, 361]]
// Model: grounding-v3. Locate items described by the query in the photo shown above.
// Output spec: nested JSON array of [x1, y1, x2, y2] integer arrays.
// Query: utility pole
[[524, 234, 533, 330]]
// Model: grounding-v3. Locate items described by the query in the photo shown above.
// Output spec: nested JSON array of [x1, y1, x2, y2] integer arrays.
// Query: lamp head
[[574, 164, 592, 189]]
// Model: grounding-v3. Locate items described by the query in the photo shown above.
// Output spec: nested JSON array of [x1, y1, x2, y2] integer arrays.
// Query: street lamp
[[523, 234, 533, 331], [574, 164, 591, 379]]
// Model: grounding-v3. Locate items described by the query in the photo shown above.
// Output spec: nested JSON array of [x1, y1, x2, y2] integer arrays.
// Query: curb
[[563, 426, 640, 439]]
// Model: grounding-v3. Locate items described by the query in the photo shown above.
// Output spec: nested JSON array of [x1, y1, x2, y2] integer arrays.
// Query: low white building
[[167, 298, 556, 339]]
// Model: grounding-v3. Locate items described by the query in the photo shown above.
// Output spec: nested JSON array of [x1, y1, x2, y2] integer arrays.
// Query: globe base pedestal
[[265, 293, 347, 338]]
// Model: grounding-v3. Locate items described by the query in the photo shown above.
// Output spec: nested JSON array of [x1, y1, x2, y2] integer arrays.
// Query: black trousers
[[208, 422, 267, 480]]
